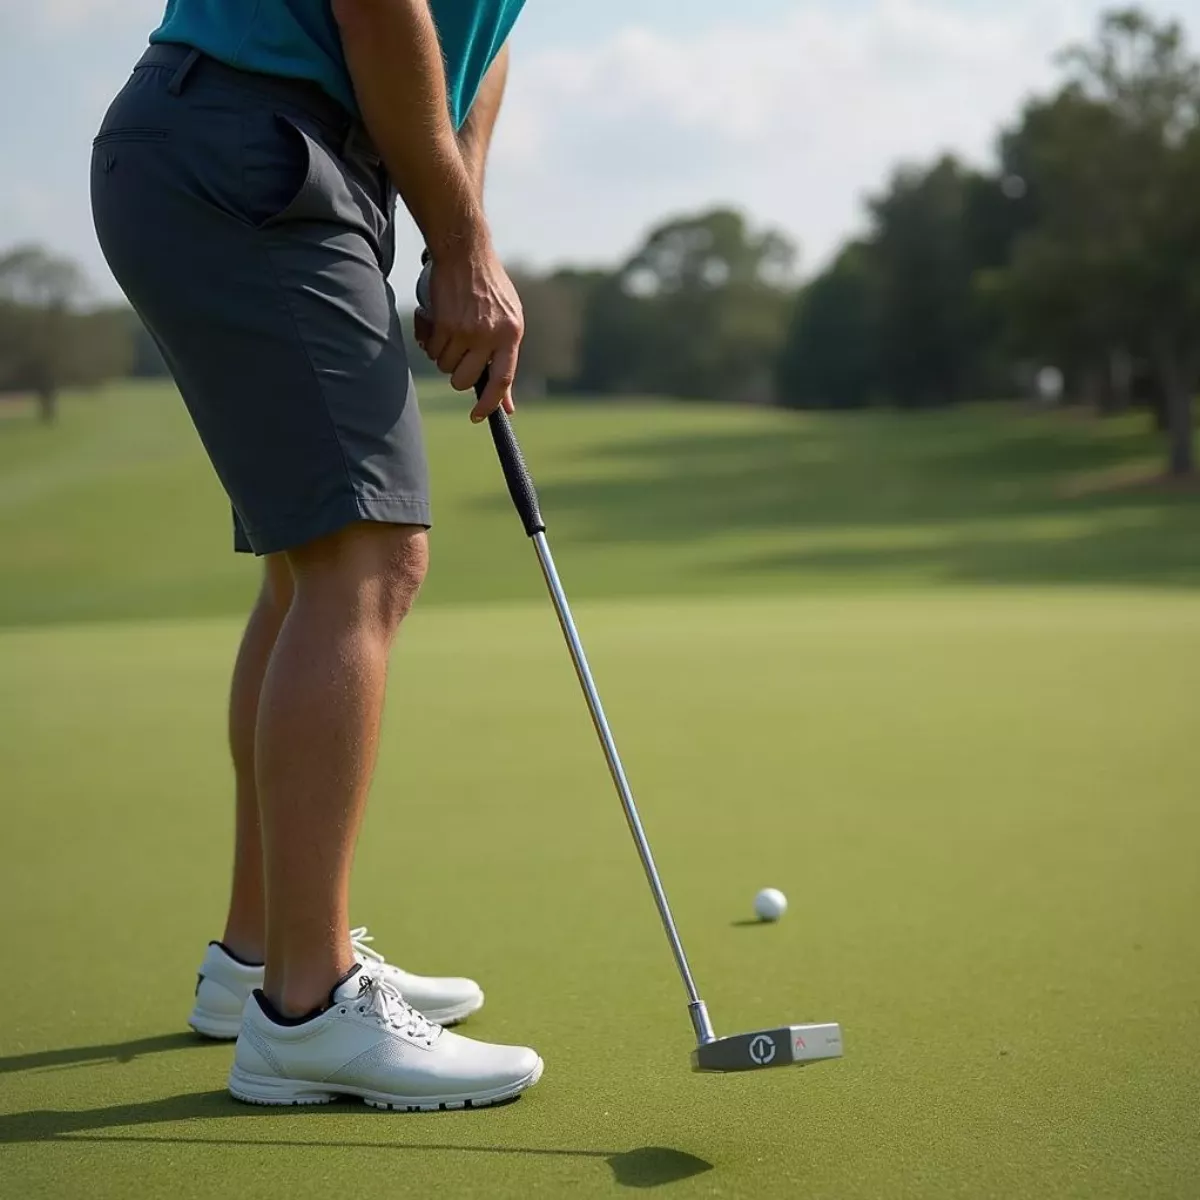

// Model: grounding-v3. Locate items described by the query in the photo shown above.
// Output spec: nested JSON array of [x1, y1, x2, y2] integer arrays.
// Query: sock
[[253, 962, 364, 1026]]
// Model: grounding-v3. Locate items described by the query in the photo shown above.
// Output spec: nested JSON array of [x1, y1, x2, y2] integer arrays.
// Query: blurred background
[[2, 4, 1200, 1198], [0, 3, 1194, 437], [2, 3, 1199, 615]]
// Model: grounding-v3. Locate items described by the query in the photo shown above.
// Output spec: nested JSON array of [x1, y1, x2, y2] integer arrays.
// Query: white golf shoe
[[188, 926, 485, 1039], [228, 966, 544, 1111]]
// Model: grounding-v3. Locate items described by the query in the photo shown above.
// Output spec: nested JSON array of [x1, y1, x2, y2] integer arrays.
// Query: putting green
[[2, 593, 1198, 1198]]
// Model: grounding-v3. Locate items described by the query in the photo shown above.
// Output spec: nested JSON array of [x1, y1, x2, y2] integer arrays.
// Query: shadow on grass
[[0, 1033, 203, 1074], [512, 407, 1200, 588], [0, 1090, 712, 1188], [737, 514, 1200, 588]]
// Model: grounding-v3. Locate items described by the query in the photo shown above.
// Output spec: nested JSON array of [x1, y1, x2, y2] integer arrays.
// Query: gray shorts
[[91, 43, 430, 556]]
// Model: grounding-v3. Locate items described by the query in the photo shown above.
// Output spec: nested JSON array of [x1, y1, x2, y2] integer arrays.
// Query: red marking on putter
[[794, 1035, 806, 1051]]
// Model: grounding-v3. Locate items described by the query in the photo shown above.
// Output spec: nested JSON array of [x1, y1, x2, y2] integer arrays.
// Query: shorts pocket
[[243, 112, 383, 244], [92, 127, 168, 145], [241, 112, 313, 228]]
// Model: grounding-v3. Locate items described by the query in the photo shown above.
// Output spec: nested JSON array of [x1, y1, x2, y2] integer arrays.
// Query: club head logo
[[748, 1034, 777, 1066]]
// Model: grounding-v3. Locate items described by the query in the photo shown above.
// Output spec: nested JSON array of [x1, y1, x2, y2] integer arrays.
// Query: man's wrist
[[424, 215, 492, 262]]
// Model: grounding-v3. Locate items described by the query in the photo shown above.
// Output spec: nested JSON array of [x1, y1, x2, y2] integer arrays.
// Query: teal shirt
[[149, 1, 526, 129]]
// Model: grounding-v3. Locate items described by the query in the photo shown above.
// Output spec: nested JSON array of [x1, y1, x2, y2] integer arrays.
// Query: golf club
[[474, 376, 843, 1075]]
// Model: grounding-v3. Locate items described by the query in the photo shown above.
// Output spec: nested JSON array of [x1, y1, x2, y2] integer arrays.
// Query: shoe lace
[[356, 972, 440, 1044], [349, 926, 385, 967]]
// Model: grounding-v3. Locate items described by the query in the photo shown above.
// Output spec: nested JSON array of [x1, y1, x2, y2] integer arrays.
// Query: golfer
[[91, 0, 542, 1109]]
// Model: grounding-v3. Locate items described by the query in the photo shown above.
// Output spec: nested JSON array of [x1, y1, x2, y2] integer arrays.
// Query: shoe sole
[[189, 991, 485, 1041], [228, 1057, 544, 1111], [189, 1015, 237, 1040]]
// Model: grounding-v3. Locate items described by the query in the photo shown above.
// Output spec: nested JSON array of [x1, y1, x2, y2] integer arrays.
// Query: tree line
[[782, 6, 1200, 477], [507, 8, 1199, 476], [1, 8, 1195, 474]]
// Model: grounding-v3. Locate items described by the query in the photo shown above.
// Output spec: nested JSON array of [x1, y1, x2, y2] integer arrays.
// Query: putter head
[[691, 1023, 843, 1073]]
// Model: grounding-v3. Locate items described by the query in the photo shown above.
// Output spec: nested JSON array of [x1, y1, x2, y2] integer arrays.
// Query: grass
[[1, 383, 1198, 629], [1, 385, 1198, 1198]]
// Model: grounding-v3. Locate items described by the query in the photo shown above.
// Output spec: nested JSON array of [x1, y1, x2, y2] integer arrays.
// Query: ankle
[[264, 956, 358, 1019], [221, 923, 266, 966]]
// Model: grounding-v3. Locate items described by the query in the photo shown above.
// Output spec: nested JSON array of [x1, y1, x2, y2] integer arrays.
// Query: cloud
[[4, 0, 1189, 296], [487, 0, 1166, 273]]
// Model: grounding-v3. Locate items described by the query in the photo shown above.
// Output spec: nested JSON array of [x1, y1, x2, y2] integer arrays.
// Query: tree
[[991, 89, 1130, 404], [128, 316, 170, 378], [509, 268, 586, 395], [994, 9, 1200, 474], [576, 208, 798, 401], [574, 270, 651, 394], [1145, 121, 1200, 470], [775, 242, 880, 409], [62, 307, 137, 388], [0, 245, 93, 421], [623, 207, 796, 295], [863, 156, 998, 407]]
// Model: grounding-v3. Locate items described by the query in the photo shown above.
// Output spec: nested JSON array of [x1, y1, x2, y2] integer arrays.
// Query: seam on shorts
[[254, 235, 359, 501], [241, 495, 432, 556], [351, 490, 428, 502], [243, 500, 433, 542]]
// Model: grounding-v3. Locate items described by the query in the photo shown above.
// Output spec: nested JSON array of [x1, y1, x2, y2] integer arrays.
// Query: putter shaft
[[531, 532, 716, 1046], [474, 391, 841, 1073], [468, 385, 717, 1048]]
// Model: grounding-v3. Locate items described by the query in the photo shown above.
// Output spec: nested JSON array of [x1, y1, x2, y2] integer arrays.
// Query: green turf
[[2, 387, 1199, 1197], [1, 384, 1198, 629]]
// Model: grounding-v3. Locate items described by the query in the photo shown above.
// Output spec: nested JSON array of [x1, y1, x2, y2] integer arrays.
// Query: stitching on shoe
[[243, 1024, 286, 1075]]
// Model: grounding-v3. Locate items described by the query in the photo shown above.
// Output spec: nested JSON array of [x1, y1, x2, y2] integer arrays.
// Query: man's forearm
[[333, 0, 487, 257], [457, 45, 509, 199]]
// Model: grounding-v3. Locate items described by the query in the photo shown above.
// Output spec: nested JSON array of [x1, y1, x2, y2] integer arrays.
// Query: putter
[[474, 378, 843, 1075]]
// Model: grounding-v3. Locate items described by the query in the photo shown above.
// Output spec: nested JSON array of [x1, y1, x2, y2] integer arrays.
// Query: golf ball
[[754, 887, 788, 922]]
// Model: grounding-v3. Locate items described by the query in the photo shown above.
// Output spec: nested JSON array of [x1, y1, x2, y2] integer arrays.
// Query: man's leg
[[222, 517, 540, 1107], [221, 554, 294, 963], [192, 533, 484, 1037], [257, 521, 428, 1016]]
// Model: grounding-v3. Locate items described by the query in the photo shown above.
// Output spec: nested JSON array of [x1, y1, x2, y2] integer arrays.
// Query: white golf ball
[[754, 887, 788, 922]]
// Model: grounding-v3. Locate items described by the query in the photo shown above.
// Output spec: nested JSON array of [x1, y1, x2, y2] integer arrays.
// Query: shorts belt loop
[[167, 48, 202, 96]]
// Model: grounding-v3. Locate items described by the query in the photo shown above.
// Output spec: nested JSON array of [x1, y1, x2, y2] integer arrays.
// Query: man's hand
[[417, 247, 520, 420], [333, 0, 522, 417]]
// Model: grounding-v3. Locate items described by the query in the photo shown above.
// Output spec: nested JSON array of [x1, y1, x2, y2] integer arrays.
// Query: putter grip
[[477, 373, 546, 537]]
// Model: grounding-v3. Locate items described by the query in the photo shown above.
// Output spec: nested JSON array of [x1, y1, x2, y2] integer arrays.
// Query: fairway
[[2, 383, 1199, 628], [2, 388, 1199, 1198]]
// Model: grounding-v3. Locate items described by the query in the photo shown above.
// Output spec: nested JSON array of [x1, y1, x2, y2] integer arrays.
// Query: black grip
[[476, 372, 545, 537]]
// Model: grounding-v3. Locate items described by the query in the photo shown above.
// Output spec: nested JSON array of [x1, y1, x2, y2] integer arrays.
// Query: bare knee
[[287, 523, 428, 638], [369, 526, 429, 630]]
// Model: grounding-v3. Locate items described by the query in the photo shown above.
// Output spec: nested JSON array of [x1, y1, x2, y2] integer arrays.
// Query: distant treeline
[[1, 8, 1195, 474], [500, 8, 1200, 477]]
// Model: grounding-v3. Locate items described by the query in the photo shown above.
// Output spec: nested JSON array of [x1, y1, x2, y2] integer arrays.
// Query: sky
[[1, 0, 1198, 300]]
